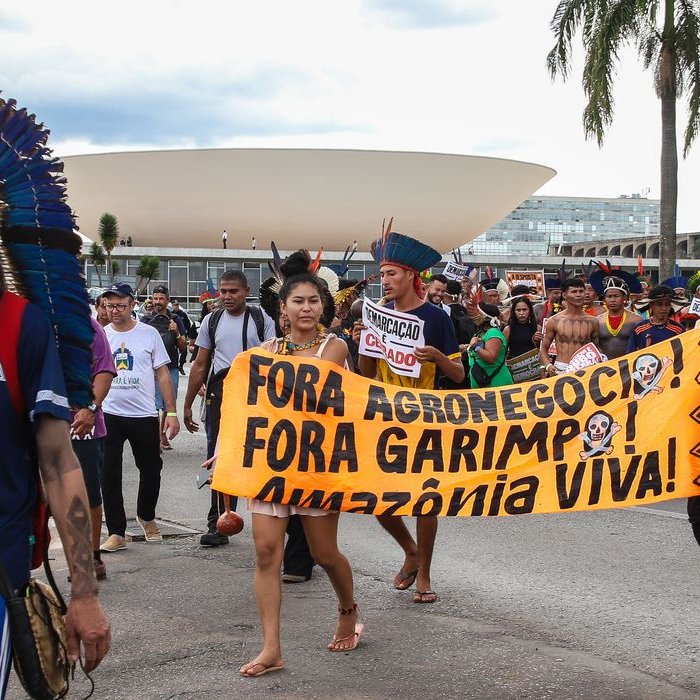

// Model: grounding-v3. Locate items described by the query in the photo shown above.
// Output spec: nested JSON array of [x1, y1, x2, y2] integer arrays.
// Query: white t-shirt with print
[[103, 322, 170, 418]]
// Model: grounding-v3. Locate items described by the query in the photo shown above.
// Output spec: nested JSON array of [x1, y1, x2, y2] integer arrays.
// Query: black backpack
[[207, 304, 265, 354], [147, 312, 179, 366]]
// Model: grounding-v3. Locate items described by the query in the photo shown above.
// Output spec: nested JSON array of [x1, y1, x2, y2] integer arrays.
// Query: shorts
[[155, 367, 180, 411], [247, 498, 331, 518], [72, 437, 105, 508]]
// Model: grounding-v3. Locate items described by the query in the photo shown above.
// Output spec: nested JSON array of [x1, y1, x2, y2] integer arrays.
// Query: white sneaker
[[137, 516, 163, 542], [100, 534, 127, 552]]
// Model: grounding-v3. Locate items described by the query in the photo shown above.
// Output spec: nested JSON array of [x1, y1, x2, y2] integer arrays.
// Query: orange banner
[[211, 331, 700, 517]]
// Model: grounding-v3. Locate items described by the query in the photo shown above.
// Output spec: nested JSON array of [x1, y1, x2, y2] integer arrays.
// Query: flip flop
[[413, 590, 437, 604], [393, 568, 418, 590], [239, 661, 285, 678], [328, 623, 365, 652]]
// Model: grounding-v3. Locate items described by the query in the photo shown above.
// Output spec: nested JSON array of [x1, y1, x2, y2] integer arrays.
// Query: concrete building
[[64, 148, 555, 253], [467, 194, 660, 256]]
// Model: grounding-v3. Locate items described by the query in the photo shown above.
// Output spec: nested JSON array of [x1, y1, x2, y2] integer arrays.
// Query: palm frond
[[675, 0, 700, 155], [548, 0, 601, 80], [581, 0, 640, 145]]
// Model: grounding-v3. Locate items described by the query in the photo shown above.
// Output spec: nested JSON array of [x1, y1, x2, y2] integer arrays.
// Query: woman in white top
[[239, 273, 363, 678]]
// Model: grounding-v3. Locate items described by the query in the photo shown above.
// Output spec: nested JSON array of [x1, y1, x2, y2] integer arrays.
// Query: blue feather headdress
[[0, 96, 94, 408], [370, 218, 442, 272], [328, 241, 358, 277]]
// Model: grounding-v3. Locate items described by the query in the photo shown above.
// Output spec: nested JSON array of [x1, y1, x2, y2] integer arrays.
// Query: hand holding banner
[[358, 298, 425, 378]]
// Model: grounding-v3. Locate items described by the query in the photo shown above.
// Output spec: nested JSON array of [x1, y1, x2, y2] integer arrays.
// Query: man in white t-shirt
[[183, 270, 276, 545], [99, 283, 180, 552]]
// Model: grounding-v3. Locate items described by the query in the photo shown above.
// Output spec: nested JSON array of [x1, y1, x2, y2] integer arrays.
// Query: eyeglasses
[[105, 302, 129, 311]]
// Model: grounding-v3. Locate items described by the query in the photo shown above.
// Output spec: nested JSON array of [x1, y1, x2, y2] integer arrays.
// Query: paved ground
[[6, 377, 700, 700]]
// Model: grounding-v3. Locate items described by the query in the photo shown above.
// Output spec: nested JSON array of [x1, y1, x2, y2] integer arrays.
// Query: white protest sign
[[565, 343, 607, 372], [359, 298, 425, 378], [443, 261, 470, 281], [689, 297, 700, 315]]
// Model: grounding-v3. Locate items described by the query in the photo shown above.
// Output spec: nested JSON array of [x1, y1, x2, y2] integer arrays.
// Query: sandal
[[328, 603, 364, 652], [239, 661, 285, 677], [413, 590, 437, 604], [394, 568, 418, 590]]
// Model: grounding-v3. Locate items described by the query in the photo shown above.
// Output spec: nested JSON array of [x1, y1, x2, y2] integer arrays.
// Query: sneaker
[[137, 516, 163, 542], [200, 532, 229, 547], [94, 559, 107, 580], [282, 573, 311, 583], [100, 534, 127, 552]]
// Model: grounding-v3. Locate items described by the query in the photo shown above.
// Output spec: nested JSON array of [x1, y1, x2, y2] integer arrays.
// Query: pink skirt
[[247, 498, 332, 518]]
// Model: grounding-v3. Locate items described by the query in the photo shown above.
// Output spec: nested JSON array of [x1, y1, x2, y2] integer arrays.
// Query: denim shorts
[[155, 367, 180, 411]]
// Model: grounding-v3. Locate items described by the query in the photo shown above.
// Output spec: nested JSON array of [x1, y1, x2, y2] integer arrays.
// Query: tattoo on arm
[[65, 495, 98, 598]]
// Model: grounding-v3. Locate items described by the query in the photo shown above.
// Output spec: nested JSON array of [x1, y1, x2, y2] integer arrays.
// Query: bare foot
[[239, 653, 284, 677]]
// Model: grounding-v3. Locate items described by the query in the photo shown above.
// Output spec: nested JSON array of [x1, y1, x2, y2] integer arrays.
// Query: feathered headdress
[[333, 276, 374, 307], [463, 287, 501, 328], [370, 218, 442, 273], [259, 244, 336, 328], [687, 271, 700, 297], [589, 260, 642, 297], [479, 270, 510, 303], [198, 277, 220, 304], [328, 241, 358, 277], [0, 96, 93, 407], [660, 275, 688, 291]]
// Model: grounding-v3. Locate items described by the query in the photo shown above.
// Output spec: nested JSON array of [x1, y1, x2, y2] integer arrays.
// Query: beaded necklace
[[282, 333, 325, 354], [605, 311, 626, 337]]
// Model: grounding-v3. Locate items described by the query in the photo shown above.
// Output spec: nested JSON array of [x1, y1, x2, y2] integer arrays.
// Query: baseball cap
[[105, 282, 134, 298]]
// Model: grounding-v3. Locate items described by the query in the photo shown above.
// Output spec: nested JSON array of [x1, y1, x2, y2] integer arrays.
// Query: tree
[[89, 242, 106, 288], [111, 260, 121, 279], [134, 256, 160, 295], [99, 212, 119, 282], [548, 0, 700, 280]]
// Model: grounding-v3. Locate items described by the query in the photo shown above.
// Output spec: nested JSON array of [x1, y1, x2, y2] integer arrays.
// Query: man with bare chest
[[540, 277, 600, 376], [597, 275, 642, 360]]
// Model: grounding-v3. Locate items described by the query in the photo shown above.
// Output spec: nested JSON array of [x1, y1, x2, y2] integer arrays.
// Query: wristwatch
[[87, 402, 99, 414]]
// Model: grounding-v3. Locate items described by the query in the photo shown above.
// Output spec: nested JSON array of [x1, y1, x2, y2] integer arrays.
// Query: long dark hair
[[279, 273, 336, 327], [507, 296, 537, 336]]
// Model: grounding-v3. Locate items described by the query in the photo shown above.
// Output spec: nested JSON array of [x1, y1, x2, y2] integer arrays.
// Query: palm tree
[[548, 0, 700, 281], [134, 256, 160, 295], [111, 260, 121, 279], [89, 242, 106, 287], [99, 212, 119, 282]]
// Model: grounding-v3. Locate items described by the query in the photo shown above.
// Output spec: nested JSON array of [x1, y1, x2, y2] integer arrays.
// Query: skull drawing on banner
[[579, 410, 621, 460], [632, 353, 672, 400]]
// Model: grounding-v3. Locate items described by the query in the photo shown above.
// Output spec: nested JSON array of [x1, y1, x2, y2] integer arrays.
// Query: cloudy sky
[[1, 0, 698, 230]]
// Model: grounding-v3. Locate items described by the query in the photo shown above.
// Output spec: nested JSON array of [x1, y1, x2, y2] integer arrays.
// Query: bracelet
[[545, 364, 554, 372], [166, 412, 178, 417]]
